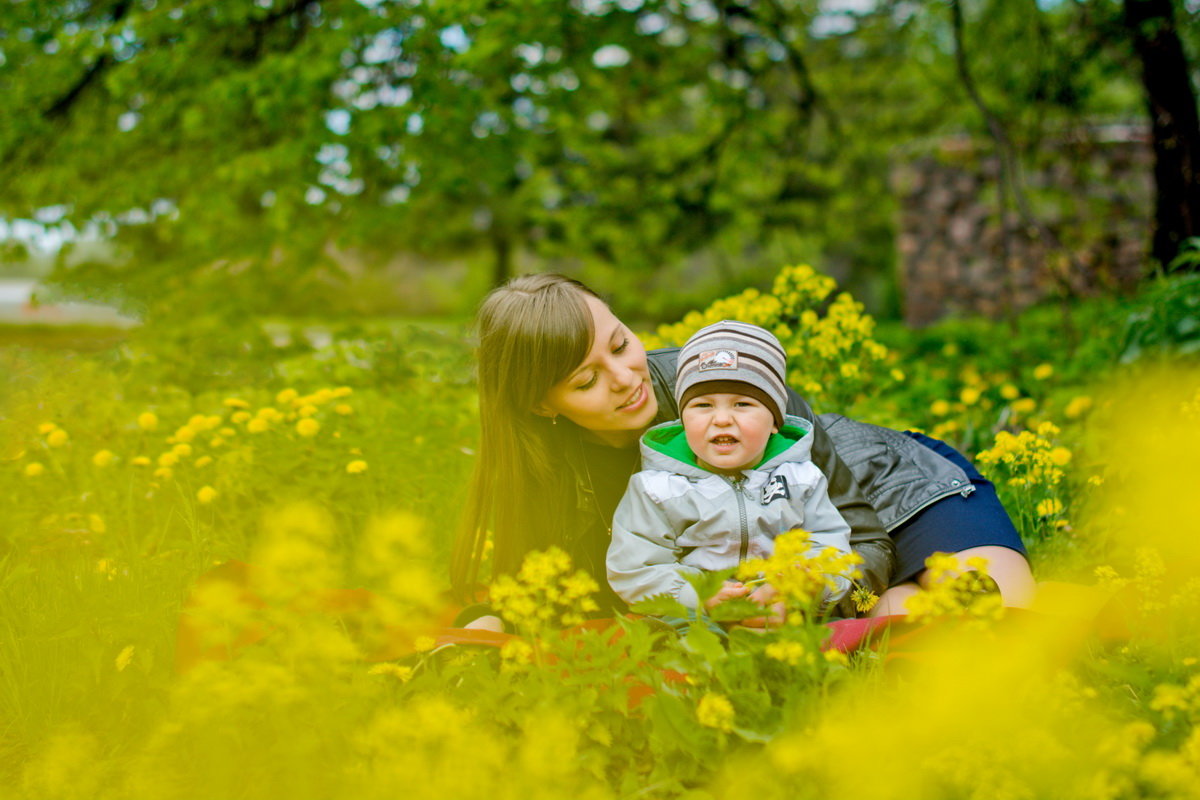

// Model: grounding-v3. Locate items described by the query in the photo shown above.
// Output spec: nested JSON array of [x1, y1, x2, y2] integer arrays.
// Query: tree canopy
[[2, 0, 1196, 318]]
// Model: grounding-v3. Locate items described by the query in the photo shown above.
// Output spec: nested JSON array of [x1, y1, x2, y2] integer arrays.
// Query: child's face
[[681, 392, 777, 476]]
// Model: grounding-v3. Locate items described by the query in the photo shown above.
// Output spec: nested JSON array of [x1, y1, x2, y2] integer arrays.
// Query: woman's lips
[[618, 382, 648, 412]]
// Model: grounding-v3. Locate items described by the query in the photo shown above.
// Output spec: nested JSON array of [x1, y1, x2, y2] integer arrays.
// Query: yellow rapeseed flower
[[24, 462, 45, 477], [346, 460, 368, 474], [296, 418, 320, 437], [197, 486, 218, 504], [1033, 363, 1054, 380], [46, 429, 68, 447], [92, 450, 115, 467], [137, 412, 158, 431]]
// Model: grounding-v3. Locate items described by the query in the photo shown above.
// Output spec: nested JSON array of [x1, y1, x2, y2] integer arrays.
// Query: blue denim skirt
[[890, 431, 1028, 586]]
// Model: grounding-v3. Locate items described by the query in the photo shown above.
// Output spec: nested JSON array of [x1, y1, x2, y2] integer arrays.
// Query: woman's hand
[[704, 580, 750, 609], [740, 583, 786, 628]]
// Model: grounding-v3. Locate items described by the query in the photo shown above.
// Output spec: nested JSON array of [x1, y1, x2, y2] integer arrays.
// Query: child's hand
[[740, 583, 786, 628], [704, 580, 750, 609]]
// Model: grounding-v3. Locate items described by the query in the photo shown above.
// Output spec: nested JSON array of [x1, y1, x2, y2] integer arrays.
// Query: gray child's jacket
[[607, 414, 854, 610]]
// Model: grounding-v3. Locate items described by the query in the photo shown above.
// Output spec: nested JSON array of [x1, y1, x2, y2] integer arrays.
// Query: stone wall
[[892, 126, 1153, 326]]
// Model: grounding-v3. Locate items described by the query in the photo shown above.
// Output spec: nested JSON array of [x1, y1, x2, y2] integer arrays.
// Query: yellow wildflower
[[276, 388, 299, 405], [219, 427, 236, 438], [1065, 396, 1094, 418], [247, 418, 269, 434], [46, 429, 68, 447], [413, 636, 437, 652], [1011, 398, 1037, 414], [153, 467, 173, 481], [196, 486, 218, 504], [223, 397, 250, 409], [231, 411, 252, 425], [24, 462, 45, 477], [697, 693, 735, 733], [1033, 363, 1054, 380], [296, 418, 320, 437], [92, 450, 115, 467], [765, 641, 811, 666], [174, 426, 196, 444], [1036, 498, 1064, 517], [1049, 447, 1072, 466], [37, 422, 57, 435], [334, 403, 353, 416], [157, 452, 178, 468], [346, 460, 368, 474], [89, 514, 106, 534], [194, 455, 213, 468], [367, 663, 414, 681], [960, 387, 981, 405], [930, 400, 951, 416], [999, 383, 1020, 400], [172, 443, 193, 458], [333, 386, 353, 397], [131, 456, 151, 466], [298, 404, 319, 418], [137, 412, 158, 431]]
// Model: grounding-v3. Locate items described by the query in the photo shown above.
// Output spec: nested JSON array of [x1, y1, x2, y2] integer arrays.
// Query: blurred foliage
[[2, 0, 1189, 319]]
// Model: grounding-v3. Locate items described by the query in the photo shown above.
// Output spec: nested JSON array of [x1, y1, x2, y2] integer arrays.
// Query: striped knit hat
[[676, 320, 788, 428]]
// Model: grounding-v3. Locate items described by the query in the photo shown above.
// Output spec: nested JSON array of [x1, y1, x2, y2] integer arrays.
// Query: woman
[[451, 275, 1034, 626]]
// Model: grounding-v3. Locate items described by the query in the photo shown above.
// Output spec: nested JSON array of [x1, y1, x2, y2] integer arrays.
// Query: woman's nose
[[609, 361, 635, 390]]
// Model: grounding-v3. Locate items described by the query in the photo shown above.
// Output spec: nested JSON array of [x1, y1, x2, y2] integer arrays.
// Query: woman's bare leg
[[869, 546, 1035, 617]]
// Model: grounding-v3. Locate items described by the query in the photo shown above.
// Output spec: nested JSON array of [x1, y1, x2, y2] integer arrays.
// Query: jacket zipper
[[731, 476, 750, 562], [886, 481, 976, 532]]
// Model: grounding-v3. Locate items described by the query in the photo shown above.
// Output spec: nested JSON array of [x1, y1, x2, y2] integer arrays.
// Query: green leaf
[[629, 594, 690, 618]]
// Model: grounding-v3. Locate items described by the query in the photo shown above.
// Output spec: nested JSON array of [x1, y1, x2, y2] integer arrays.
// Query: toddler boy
[[606, 320, 853, 617]]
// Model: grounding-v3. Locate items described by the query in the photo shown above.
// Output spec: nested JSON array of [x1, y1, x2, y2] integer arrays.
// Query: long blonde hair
[[451, 274, 600, 598]]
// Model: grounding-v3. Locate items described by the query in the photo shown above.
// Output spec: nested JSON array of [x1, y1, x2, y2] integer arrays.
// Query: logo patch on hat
[[698, 349, 738, 371]]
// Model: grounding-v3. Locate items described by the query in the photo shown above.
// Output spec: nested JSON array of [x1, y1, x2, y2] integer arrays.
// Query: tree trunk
[[1124, 0, 1200, 270]]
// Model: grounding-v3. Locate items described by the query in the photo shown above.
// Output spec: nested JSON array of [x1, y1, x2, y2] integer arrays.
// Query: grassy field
[[2, 267, 1199, 799]]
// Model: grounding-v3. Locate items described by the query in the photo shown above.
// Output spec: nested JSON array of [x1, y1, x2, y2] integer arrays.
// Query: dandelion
[[194, 455, 213, 468], [1033, 363, 1054, 380], [46, 429, 68, 447], [335, 403, 353, 416], [298, 404, 319, 418], [115, 645, 134, 672], [276, 388, 299, 405], [697, 693, 735, 733], [851, 585, 879, 613], [154, 467, 173, 481], [196, 486, 218, 504], [131, 456, 151, 466], [1011, 398, 1037, 414], [24, 462, 45, 477], [500, 638, 534, 670], [960, 387, 981, 405], [174, 426, 196, 444], [223, 397, 250, 409], [231, 411, 252, 425], [172, 443, 193, 458], [37, 422, 57, 435], [219, 427, 236, 437], [296, 418, 320, 437], [247, 418, 269, 434], [930, 400, 951, 416], [890, 368, 905, 382], [89, 514, 106, 534], [157, 452, 178, 468], [413, 635, 437, 652], [1049, 447, 1072, 466], [92, 450, 115, 467], [346, 460, 368, 474], [999, 383, 1021, 400]]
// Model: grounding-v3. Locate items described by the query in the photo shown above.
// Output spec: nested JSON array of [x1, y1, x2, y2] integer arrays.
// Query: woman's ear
[[531, 403, 556, 419]]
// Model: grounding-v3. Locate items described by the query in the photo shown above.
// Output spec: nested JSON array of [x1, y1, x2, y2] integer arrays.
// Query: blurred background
[[2, 0, 1198, 332]]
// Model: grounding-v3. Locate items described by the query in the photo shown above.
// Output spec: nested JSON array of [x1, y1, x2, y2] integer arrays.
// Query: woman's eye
[[614, 337, 629, 354], [576, 374, 597, 390]]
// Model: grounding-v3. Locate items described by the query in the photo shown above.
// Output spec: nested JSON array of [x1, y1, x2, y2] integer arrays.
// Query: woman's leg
[[870, 546, 1035, 617]]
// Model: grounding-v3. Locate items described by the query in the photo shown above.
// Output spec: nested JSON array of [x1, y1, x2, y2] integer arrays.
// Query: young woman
[[451, 274, 1035, 626]]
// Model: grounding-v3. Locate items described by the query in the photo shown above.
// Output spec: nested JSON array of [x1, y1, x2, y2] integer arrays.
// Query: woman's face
[[538, 295, 658, 447]]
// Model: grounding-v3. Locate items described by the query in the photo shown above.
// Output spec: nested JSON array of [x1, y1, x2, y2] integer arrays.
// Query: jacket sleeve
[[783, 389, 895, 602], [607, 476, 704, 609], [796, 469, 854, 606]]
